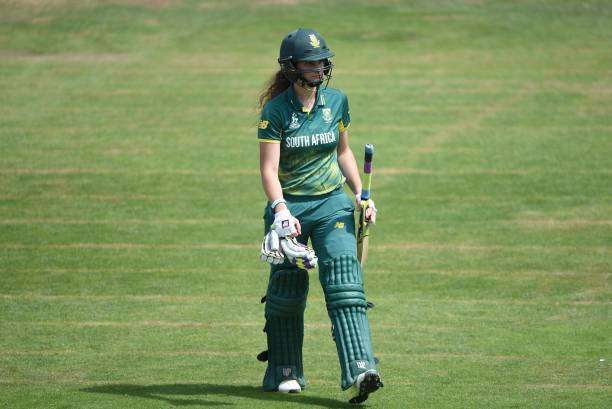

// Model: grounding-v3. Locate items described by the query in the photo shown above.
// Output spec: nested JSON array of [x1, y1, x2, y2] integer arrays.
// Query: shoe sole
[[277, 381, 301, 394], [277, 388, 301, 393], [349, 372, 383, 404]]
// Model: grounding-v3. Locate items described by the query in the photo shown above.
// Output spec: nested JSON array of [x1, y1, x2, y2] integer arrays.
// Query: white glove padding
[[260, 230, 284, 265], [280, 237, 318, 270], [356, 194, 377, 225], [272, 208, 298, 237]]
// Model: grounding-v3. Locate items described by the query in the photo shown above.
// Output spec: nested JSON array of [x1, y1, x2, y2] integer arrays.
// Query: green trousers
[[262, 186, 378, 391]]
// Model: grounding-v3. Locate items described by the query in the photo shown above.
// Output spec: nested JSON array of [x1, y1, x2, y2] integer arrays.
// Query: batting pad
[[321, 253, 376, 390], [262, 267, 308, 391]]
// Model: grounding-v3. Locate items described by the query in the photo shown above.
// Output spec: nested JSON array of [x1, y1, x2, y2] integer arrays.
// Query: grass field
[[1, 0, 611, 407]]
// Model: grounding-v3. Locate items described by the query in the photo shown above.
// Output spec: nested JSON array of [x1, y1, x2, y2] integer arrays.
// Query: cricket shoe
[[278, 379, 301, 393], [348, 370, 383, 404]]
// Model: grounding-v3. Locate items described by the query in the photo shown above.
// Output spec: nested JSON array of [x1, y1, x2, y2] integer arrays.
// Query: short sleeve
[[258, 104, 282, 143], [339, 93, 351, 132]]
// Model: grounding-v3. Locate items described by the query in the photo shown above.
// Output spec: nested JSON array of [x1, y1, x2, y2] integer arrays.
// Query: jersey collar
[[287, 86, 326, 113]]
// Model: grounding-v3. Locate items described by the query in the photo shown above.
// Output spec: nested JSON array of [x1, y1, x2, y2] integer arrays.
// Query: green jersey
[[258, 86, 351, 196]]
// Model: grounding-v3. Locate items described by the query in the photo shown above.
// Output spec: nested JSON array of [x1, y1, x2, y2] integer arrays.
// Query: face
[[295, 60, 325, 84]]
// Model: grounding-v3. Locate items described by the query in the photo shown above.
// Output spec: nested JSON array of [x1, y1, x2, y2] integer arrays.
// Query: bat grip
[[361, 144, 374, 202], [364, 144, 374, 163], [360, 188, 370, 201]]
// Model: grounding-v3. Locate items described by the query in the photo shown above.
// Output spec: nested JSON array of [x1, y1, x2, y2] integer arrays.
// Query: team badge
[[289, 112, 300, 129], [309, 34, 320, 48], [322, 108, 332, 123]]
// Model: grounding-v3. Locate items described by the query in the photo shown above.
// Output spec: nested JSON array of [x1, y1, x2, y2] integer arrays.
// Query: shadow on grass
[[82, 383, 354, 408]]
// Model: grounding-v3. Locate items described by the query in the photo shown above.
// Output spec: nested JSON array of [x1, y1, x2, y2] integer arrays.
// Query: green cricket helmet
[[278, 28, 334, 87]]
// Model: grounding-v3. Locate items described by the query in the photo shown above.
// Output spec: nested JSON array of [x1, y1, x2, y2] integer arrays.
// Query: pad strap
[[325, 284, 367, 310]]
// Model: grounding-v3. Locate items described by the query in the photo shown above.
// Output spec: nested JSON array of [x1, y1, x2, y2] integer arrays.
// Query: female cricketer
[[257, 28, 383, 404]]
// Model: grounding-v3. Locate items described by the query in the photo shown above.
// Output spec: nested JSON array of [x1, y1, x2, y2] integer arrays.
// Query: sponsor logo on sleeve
[[258, 120, 269, 129]]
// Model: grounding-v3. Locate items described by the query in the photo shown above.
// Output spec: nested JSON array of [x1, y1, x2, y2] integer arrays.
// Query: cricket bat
[[357, 144, 374, 269]]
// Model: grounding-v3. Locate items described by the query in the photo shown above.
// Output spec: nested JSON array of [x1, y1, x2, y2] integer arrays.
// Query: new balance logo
[[334, 221, 345, 229], [356, 361, 367, 369], [282, 367, 292, 377]]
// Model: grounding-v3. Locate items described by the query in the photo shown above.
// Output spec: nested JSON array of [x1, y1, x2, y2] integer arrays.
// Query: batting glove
[[260, 229, 284, 265], [280, 237, 318, 270], [272, 208, 299, 237]]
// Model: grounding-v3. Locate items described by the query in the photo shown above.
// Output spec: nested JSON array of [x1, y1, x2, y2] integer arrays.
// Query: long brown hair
[[259, 70, 291, 110]]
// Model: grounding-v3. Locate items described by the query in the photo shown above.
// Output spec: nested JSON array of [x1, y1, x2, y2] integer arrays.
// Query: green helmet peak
[[278, 28, 334, 88]]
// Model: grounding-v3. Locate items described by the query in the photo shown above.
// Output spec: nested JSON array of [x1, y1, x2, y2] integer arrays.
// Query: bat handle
[[361, 144, 374, 201]]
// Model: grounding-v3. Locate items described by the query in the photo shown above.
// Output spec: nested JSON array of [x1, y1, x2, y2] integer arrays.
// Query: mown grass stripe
[[0, 219, 256, 225], [513, 219, 612, 227], [1, 168, 610, 176], [2, 297, 608, 305], [1, 218, 609, 226], [3, 321, 481, 333], [0, 294, 260, 302], [0, 378, 412, 387], [1, 320, 417, 330], [2, 268, 606, 276], [0, 243, 257, 250], [1, 243, 609, 251], [0, 268, 252, 274], [376, 243, 611, 252], [0, 168, 259, 175], [1, 194, 600, 204], [0, 349, 545, 361], [410, 89, 528, 159], [0, 378, 606, 390]]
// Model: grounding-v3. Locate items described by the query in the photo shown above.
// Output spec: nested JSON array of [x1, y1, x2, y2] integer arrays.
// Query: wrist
[[270, 198, 287, 213], [274, 202, 288, 213]]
